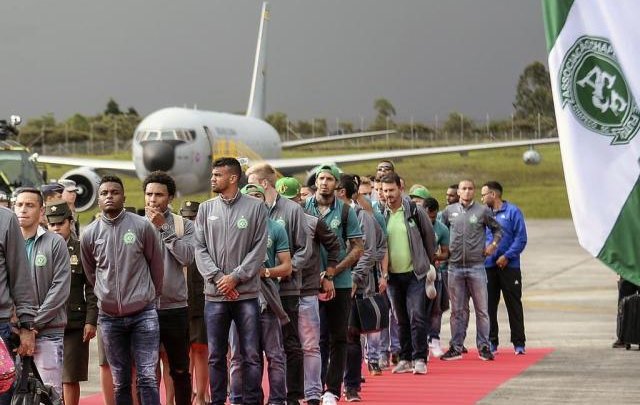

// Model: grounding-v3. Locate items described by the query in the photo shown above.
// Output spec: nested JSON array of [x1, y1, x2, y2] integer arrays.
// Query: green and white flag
[[543, 0, 640, 285]]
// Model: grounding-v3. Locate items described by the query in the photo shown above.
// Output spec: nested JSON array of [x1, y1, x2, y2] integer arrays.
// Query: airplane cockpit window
[[138, 129, 195, 142], [189, 130, 196, 140], [161, 130, 176, 141], [0, 151, 44, 189]]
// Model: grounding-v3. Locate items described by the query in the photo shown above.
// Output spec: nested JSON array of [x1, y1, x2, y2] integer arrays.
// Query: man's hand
[[16, 328, 36, 356], [216, 275, 239, 296], [224, 288, 240, 300], [496, 255, 509, 269], [351, 284, 357, 298], [145, 206, 166, 229], [321, 278, 335, 300], [378, 277, 388, 294], [83, 324, 97, 342], [484, 243, 498, 257]]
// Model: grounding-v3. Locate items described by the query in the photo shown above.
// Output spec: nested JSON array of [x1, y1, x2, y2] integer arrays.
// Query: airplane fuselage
[[132, 107, 281, 194]]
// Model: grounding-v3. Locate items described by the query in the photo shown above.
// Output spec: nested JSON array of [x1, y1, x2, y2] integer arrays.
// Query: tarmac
[[79, 219, 640, 404]]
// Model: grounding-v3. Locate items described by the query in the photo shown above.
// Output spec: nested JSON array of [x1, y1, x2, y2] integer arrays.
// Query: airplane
[[37, 1, 557, 212]]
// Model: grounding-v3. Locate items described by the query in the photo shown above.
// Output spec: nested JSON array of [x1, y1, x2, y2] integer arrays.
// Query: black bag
[[355, 293, 389, 333], [617, 292, 640, 348], [10, 356, 62, 405]]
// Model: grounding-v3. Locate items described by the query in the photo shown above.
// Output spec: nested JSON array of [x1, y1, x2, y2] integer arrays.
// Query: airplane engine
[[523, 149, 542, 165], [60, 167, 102, 212]]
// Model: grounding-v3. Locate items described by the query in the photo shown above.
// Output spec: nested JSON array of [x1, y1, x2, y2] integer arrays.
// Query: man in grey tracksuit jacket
[[81, 208, 164, 404], [195, 191, 267, 405], [441, 183, 502, 360]]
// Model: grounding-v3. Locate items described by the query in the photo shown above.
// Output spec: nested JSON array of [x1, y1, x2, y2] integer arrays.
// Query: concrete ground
[[79, 220, 640, 403]]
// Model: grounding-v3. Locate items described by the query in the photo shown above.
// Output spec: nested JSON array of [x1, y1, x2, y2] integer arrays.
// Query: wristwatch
[[491, 241, 498, 247], [382, 273, 389, 280], [264, 268, 271, 278], [160, 223, 171, 233], [20, 321, 35, 331], [324, 274, 334, 281]]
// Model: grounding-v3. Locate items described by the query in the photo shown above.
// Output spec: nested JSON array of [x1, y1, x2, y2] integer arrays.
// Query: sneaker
[[344, 389, 361, 402], [379, 357, 389, 370], [440, 348, 463, 361], [391, 360, 413, 373], [461, 345, 469, 353], [490, 342, 498, 354], [612, 339, 626, 349], [514, 346, 526, 355], [368, 362, 382, 376], [321, 392, 338, 405], [412, 359, 428, 374], [390, 352, 399, 366], [425, 266, 437, 299], [429, 338, 444, 358], [478, 346, 495, 361]]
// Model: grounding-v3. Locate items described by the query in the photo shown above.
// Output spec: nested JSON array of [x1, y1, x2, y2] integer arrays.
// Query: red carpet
[[79, 348, 553, 404]]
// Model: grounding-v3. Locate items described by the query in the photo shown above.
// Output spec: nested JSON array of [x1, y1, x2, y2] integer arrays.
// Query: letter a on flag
[[543, 0, 640, 284]]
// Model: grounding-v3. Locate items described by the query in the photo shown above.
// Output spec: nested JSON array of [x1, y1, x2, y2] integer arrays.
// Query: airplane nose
[[143, 142, 176, 172]]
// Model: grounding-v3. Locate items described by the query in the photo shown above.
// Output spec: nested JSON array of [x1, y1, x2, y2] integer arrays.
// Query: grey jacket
[[352, 207, 386, 295], [0, 208, 37, 325], [270, 195, 307, 296], [29, 227, 71, 335], [195, 193, 268, 302], [442, 201, 502, 267], [81, 210, 164, 317], [152, 211, 195, 310], [384, 197, 436, 279], [299, 213, 341, 297]]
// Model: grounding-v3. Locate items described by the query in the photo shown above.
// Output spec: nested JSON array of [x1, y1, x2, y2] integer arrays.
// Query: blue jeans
[[99, 308, 160, 405], [205, 299, 261, 405], [365, 331, 381, 362], [229, 309, 286, 405], [34, 332, 64, 398], [386, 272, 428, 361], [448, 264, 490, 350], [380, 292, 400, 359], [298, 296, 322, 402]]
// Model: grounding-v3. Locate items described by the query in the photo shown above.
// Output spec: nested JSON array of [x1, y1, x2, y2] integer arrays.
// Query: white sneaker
[[321, 392, 338, 405], [425, 265, 437, 299], [429, 338, 444, 358], [413, 359, 428, 374], [392, 359, 413, 374]]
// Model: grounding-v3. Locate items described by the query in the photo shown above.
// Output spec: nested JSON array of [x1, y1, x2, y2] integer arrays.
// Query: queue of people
[[0, 158, 531, 405]]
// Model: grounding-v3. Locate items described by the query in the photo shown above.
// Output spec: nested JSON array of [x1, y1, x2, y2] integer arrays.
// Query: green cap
[[409, 187, 431, 200], [45, 200, 73, 224], [241, 184, 265, 198], [315, 164, 341, 181], [179, 200, 200, 216], [275, 177, 300, 199]]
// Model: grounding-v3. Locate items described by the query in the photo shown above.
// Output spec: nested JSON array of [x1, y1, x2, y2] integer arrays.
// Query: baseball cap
[[409, 187, 431, 200], [240, 184, 265, 198], [41, 182, 64, 198], [45, 200, 73, 224], [58, 179, 79, 192], [314, 164, 341, 181], [275, 177, 300, 199], [180, 200, 200, 216]]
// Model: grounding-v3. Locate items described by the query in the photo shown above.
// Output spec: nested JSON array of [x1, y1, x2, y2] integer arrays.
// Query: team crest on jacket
[[237, 217, 248, 229], [559, 36, 640, 144], [35, 254, 47, 267], [330, 218, 340, 229], [123, 230, 136, 245], [267, 236, 273, 248], [469, 214, 478, 224]]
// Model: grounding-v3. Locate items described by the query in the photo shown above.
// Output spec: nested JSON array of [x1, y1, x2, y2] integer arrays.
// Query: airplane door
[[203, 126, 214, 162]]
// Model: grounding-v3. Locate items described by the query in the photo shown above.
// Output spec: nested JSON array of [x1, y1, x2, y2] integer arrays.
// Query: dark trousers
[[158, 307, 192, 405], [387, 272, 428, 361], [344, 296, 363, 391], [616, 278, 640, 339], [486, 266, 526, 347], [319, 289, 351, 398], [280, 295, 304, 403]]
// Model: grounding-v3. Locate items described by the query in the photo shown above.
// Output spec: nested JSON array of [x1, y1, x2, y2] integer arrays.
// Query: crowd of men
[[0, 157, 530, 405]]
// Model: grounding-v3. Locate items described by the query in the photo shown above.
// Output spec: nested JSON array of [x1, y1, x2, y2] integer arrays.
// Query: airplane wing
[[267, 138, 559, 174], [37, 155, 136, 172], [281, 130, 397, 149]]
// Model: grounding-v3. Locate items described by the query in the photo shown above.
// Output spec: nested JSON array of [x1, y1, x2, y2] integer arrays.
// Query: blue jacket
[[484, 201, 527, 268]]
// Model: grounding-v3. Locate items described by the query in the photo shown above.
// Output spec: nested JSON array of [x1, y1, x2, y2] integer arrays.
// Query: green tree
[[104, 98, 122, 115], [371, 98, 397, 130], [513, 61, 555, 120], [442, 112, 474, 140], [265, 112, 288, 135], [127, 107, 139, 116]]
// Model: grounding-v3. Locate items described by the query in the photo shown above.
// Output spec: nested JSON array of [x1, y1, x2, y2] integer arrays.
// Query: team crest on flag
[[559, 36, 640, 144]]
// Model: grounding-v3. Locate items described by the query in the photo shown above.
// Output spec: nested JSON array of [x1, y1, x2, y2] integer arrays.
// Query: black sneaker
[[368, 362, 382, 376], [612, 339, 626, 349], [345, 388, 362, 402], [390, 352, 399, 365], [461, 345, 469, 354], [479, 346, 495, 361], [440, 348, 463, 361], [307, 400, 320, 405]]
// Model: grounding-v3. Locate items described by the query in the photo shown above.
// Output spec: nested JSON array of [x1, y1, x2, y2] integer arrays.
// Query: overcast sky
[[0, 1, 548, 126]]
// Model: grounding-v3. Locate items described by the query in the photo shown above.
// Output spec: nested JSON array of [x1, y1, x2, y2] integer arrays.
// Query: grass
[[43, 143, 569, 224]]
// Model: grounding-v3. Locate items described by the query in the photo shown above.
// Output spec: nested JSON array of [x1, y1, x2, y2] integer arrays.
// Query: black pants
[[486, 266, 526, 347], [616, 278, 640, 339], [158, 307, 192, 405], [319, 289, 351, 398], [280, 295, 304, 403]]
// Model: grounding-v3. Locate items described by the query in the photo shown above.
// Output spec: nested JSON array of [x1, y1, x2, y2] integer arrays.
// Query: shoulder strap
[[341, 202, 350, 242], [409, 201, 425, 241], [170, 213, 188, 281]]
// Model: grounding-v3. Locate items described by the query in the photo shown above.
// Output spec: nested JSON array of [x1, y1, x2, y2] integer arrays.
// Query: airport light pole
[[460, 113, 464, 144]]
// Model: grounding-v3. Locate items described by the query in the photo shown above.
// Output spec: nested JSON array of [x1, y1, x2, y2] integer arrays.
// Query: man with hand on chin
[[194, 157, 268, 405]]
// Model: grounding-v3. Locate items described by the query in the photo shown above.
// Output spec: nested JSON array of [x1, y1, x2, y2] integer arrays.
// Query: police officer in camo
[[46, 200, 98, 405]]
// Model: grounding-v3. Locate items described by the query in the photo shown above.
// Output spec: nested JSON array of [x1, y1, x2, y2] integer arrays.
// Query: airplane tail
[[246, 2, 270, 120]]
